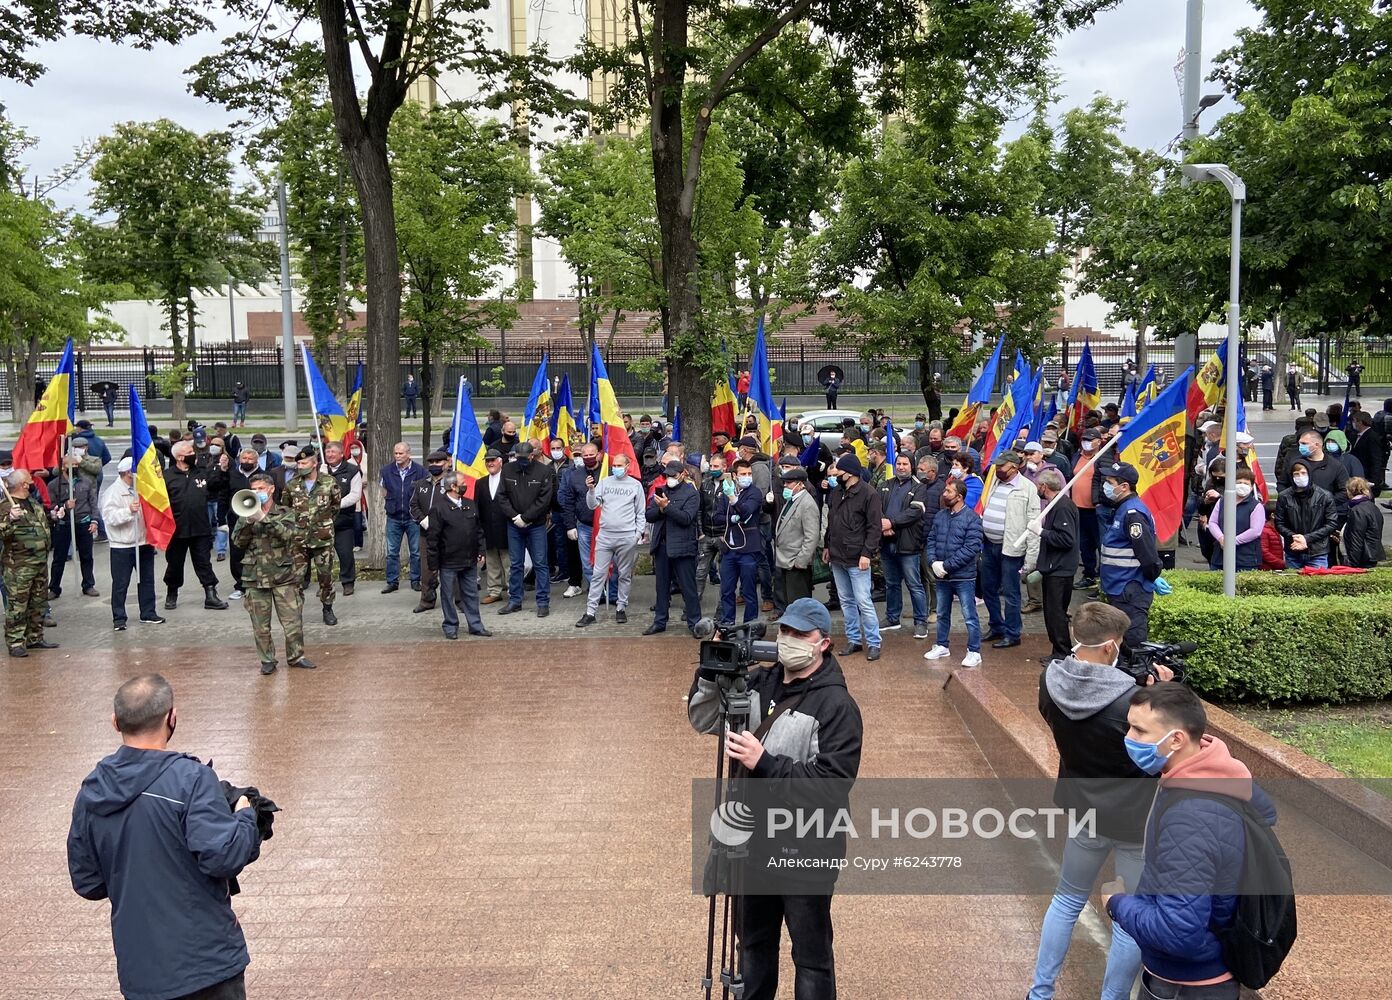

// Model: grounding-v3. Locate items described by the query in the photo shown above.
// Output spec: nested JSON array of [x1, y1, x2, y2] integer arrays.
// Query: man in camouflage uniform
[[0, 470, 59, 657], [282, 445, 342, 626], [231, 472, 312, 675]]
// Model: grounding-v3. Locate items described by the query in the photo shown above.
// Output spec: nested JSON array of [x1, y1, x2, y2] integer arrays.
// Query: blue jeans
[[719, 551, 759, 624], [882, 548, 928, 625], [980, 541, 1022, 641], [233, 401, 247, 423], [439, 565, 484, 636], [507, 522, 550, 607], [576, 523, 618, 603], [935, 579, 980, 651], [831, 563, 881, 648], [1029, 833, 1145, 1000], [208, 501, 227, 556], [384, 517, 420, 586], [1285, 550, 1328, 570]]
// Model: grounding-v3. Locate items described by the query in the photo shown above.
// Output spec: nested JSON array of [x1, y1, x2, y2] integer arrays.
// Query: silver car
[[790, 409, 865, 452]]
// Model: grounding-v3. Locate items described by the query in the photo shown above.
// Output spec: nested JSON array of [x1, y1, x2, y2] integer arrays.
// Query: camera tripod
[[703, 670, 754, 1000]]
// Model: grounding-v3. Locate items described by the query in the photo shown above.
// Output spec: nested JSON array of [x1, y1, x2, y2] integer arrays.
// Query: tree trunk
[[169, 296, 187, 426], [1273, 315, 1297, 405], [5, 342, 35, 418], [1134, 322, 1149, 370]]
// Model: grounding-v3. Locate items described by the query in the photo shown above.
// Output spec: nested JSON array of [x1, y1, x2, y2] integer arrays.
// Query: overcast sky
[[0, 0, 1260, 212]]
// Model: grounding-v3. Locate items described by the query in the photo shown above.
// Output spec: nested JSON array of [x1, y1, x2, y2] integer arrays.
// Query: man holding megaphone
[[230, 474, 313, 675]]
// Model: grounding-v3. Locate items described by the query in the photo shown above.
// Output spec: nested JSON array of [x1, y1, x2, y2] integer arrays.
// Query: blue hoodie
[[67, 745, 261, 1000]]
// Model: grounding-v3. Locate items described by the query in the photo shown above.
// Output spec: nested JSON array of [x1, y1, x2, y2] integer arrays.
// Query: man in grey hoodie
[[576, 452, 647, 627], [1029, 601, 1171, 1000]]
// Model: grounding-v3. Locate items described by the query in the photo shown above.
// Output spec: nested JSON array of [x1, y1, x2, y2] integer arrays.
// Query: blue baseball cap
[[775, 598, 832, 636]]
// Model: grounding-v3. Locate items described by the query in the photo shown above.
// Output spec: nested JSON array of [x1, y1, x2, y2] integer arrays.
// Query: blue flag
[[883, 418, 897, 468]]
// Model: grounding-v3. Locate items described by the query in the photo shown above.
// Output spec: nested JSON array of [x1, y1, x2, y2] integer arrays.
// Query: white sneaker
[[974, 597, 986, 607], [563, 585, 582, 598], [229, 589, 243, 601], [961, 651, 982, 667], [923, 644, 950, 660]]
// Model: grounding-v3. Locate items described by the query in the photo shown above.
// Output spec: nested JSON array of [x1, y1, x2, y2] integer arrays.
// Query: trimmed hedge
[[1150, 570, 1392, 703]]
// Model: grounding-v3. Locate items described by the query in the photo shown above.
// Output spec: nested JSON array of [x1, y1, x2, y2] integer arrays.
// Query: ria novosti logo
[[710, 801, 755, 847]]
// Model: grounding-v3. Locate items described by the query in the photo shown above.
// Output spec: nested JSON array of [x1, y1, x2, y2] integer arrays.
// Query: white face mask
[[1236, 483, 1253, 499], [1293, 474, 1310, 488], [1026, 462, 1039, 473], [550, 448, 564, 460], [209, 445, 222, 456], [665, 476, 680, 488], [1082, 441, 1096, 452], [950, 468, 965, 480]]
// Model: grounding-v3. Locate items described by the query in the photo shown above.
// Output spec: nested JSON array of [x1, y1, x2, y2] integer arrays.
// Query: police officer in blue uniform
[[1098, 462, 1161, 650]]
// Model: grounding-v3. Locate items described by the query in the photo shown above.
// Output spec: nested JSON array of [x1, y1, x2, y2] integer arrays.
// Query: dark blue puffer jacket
[[929, 504, 982, 582], [556, 462, 595, 532], [67, 745, 261, 1000], [1109, 739, 1278, 985]]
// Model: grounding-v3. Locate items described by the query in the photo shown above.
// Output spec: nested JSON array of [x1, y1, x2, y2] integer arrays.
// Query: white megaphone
[[231, 489, 263, 519]]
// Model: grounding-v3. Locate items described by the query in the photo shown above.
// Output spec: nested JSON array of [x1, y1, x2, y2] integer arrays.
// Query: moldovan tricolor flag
[[12, 338, 75, 471], [550, 372, 578, 452], [1114, 367, 1194, 542], [948, 335, 1004, 442], [711, 376, 738, 441], [524, 353, 551, 445], [301, 345, 352, 442], [1188, 341, 1227, 422], [591, 344, 638, 475], [129, 386, 175, 551], [449, 377, 488, 499], [343, 363, 364, 450], [748, 317, 783, 455], [1066, 341, 1100, 435]]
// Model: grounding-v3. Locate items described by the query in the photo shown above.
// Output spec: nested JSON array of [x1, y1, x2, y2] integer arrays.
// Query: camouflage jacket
[[0, 495, 53, 565], [230, 508, 301, 587], [282, 472, 341, 548]]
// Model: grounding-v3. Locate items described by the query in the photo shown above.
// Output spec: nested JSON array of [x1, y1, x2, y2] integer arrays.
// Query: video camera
[[693, 618, 780, 674], [1120, 640, 1195, 686]]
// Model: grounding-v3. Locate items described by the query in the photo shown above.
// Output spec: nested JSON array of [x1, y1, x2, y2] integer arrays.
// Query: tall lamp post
[[1182, 163, 1246, 598]]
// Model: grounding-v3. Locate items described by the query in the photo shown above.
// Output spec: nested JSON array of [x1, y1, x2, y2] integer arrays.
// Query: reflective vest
[[1100, 495, 1155, 596]]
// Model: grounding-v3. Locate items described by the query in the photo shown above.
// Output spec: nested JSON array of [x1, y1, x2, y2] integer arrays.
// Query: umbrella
[[817, 365, 846, 386], [87, 381, 121, 395]]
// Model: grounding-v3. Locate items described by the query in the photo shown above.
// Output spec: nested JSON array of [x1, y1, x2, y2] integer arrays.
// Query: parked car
[[790, 409, 864, 452]]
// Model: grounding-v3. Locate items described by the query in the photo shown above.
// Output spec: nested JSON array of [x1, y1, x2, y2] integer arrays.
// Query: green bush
[[1151, 573, 1392, 703]]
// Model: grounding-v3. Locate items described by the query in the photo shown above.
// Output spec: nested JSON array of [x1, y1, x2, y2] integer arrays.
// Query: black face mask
[[429, 465, 445, 476], [240, 463, 257, 474]]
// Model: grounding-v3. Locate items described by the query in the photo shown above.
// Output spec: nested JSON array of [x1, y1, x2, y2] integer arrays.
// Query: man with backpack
[[1105, 683, 1293, 999]]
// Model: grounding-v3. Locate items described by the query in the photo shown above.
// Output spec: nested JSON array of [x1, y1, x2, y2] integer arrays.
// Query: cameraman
[[1029, 601, 1170, 1000], [687, 598, 863, 1000]]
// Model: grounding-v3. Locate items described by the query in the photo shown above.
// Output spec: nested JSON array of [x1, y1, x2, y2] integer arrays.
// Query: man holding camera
[[687, 597, 863, 1000], [232, 472, 312, 674], [1030, 601, 1167, 1000]]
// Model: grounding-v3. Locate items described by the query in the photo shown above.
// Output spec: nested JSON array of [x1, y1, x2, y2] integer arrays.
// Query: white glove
[[420, 516, 429, 531], [1027, 516, 1043, 536], [730, 514, 740, 524], [512, 514, 525, 528], [932, 560, 946, 579], [765, 492, 775, 504], [567, 528, 578, 541]]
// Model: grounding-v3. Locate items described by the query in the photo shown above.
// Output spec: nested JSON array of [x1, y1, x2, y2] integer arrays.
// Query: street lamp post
[[1183, 163, 1246, 598]]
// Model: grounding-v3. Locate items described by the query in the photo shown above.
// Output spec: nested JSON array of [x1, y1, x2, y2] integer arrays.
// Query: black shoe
[[497, 604, 522, 615], [643, 624, 666, 635], [216, 552, 226, 562], [839, 643, 863, 656], [443, 631, 459, 640], [165, 589, 178, 610], [289, 657, 316, 669], [322, 606, 337, 626], [615, 609, 627, 624], [260, 661, 277, 675], [983, 631, 1005, 642], [113, 622, 127, 632], [382, 583, 399, 594], [866, 646, 881, 662], [139, 615, 167, 625], [1077, 577, 1096, 589], [410, 581, 422, 592], [991, 638, 1021, 649], [881, 620, 902, 631], [8, 645, 26, 658], [42, 613, 55, 628], [575, 614, 595, 628], [470, 628, 494, 637], [26, 640, 59, 649], [536, 606, 550, 618], [203, 586, 228, 610], [47, 589, 59, 600], [82, 586, 100, 597], [343, 581, 354, 596], [412, 602, 434, 614]]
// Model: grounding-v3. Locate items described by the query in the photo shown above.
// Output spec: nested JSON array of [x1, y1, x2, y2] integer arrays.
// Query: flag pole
[[1038, 434, 1122, 522], [300, 345, 327, 463]]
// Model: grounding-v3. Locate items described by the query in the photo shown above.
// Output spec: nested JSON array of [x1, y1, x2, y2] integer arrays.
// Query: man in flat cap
[[282, 444, 341, 626]]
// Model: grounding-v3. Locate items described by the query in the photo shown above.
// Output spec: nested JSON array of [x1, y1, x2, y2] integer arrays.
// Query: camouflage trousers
[[244, 584, 305, 666], [3, 558, 47, 648], [298, 545, 336, 606]]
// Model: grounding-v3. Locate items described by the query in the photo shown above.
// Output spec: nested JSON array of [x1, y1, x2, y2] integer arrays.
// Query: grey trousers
[[586, 533, 639, 614], [484, 548, 510, 598], [696, 535, 722, 602]]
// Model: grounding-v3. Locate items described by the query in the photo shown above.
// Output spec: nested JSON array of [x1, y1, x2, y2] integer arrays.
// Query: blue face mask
[[828, 476, 840, 489], [1102, 481, 1119, 501], [1298, 443, 1312, 457], [782, 487, 795, 500], [1327, 441, 1340, 454], [1124, 730, 1177, 776], [254, 491, 270, 505], [611, 466, 627, 478], [914, 421, 925, 429]]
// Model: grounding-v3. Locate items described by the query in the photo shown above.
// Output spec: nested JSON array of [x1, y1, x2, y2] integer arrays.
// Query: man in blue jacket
[[68, 674, 261, 1000], [644, 459, 701, 634], [380, 442, 428, 593], [922, 477, 983, 667], [715, 458, 765, 625], [1105, 682, 1278, 1000]]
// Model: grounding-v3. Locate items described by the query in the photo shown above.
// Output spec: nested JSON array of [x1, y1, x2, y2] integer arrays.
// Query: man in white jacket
[[575, 453, 646, 627], [101, 458, 165, 631]]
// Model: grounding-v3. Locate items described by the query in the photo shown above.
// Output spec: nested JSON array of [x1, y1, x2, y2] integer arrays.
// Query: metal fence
[[0, 333, 1364, 416]]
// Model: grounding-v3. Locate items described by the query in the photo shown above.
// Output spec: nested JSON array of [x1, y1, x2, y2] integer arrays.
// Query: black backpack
[[1156, 789, 1298, 989]]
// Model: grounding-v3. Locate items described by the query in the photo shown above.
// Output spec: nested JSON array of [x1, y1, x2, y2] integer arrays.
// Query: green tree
[[390, 102, 529, 452], [79, 120, 270, 423]]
